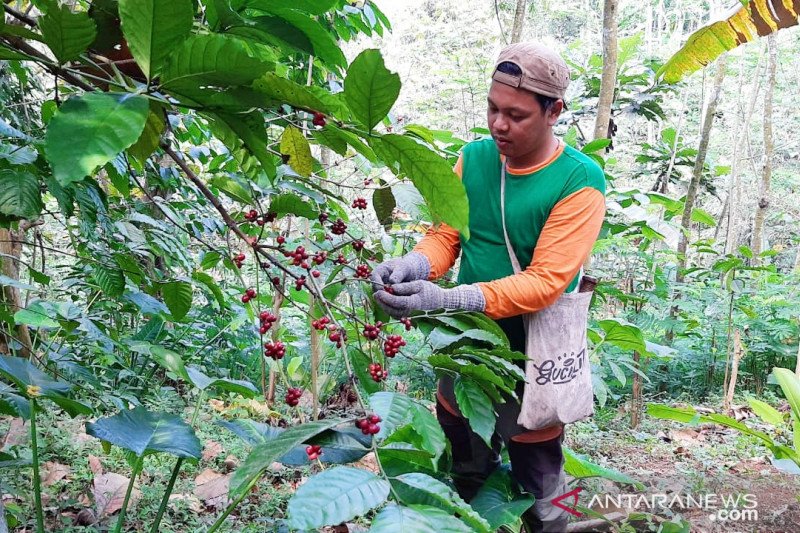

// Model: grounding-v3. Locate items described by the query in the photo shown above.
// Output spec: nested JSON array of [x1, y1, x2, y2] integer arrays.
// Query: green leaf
[[391, 473, 491, 532], [564, 446, 644, 489], [229, 418, 347, 497], [118, 0, 194, 80], [186, 365, 257, 398], [370, 134, 469, 236], [0, 170, 43, 219], [270, 193, 318, 219], [0, 275, 36, 291], [257, 8, 345, 68], [211, 112, 276, 181], [149, 345, 190, 382], [773, 368, 800, 424], [690, 207, 716, 227], [0, 356, 91, 417], [162, 34, 274, 90], [209, 175, 254, 205], [410, 402, 446, 460], [127, 106, 165, 163], [286, 466, 389, 529], [311, 125, 348, 156], [246, 0, 337, 15], [38, 2, 97, 64], [160, 280, 192, 321], [280, 125, 313, 178], [470, 465, 534, 530], [598, 319, 647, 353], [252, 73, 330, 113], [372, 184, 396, 228], [581, 138, 611, 154], [0, 44, 29, 60], [192, 271, 226, 309], [92, 263, 125, 298], [746, 397, 785, 427], [13, 301, 59, 328], [85, 406, 202, 459], [454, 378, 495, 447], [646, 404, 776, 449], [370, 503, 472, 533], [45, 92, 149, 186], [344, 49, 400, 130], [369, 391, 413, 440]]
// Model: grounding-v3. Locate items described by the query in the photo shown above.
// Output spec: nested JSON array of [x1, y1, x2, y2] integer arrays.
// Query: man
[[371, 42, 606, 532]]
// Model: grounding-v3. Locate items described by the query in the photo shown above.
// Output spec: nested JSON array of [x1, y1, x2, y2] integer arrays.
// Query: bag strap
[[500, 162, 583, 292]]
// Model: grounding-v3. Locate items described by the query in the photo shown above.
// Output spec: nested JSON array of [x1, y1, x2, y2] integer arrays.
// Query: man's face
[[487, 81, 561, 165]]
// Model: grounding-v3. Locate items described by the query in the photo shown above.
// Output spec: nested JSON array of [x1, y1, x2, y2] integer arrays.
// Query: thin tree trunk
[[724, 329, 744, 412], [751, 35, 777, 261], [630, 351, 641, 429], [0, 227, 33, 357], [676, 55, 727, 281], [510, 0, 527, 44], [593, 0, 618, 141]]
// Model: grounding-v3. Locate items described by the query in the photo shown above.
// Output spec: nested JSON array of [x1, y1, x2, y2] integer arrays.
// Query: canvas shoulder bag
[[499, 163, 595, 430]]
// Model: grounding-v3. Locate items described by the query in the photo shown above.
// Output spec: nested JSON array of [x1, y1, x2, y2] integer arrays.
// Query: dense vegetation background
[[0, 0, 799, 531]]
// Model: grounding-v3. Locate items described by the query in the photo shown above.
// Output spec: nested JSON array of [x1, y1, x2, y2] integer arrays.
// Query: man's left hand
[[373, 280, 485, 318]]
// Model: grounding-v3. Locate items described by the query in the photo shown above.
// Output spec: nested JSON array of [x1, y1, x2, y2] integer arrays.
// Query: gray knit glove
[[370, 252, 431, 293], [373, 280, 485, 318]]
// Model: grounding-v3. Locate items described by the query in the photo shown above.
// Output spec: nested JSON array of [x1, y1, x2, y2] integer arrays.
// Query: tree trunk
[[630, 351, 641, 429], [309, 298, 321, 421], [676, 55, 727, 281], [751, 35, 777, 261], [0, 227, 33, 357], [724, 329, 744, 412], [593, 0, 619, 142], [510, 0, 527, 44]]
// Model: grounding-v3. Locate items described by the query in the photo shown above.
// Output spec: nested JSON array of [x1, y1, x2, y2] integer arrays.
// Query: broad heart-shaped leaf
[[344, 49, 400, 130], [286, 466, 390, 530], [0, 170, 43, 219], [0, 356, 91, 417], [186, 366, 257, 398], [370, 503, 473, 533], [658, 0, 800, 84], [470, 465, 534, 530], [280, 125, 313, 178], [118, 0, 193, 80], [454, 378, 496, 447], [0, 384, 31, 419], [161, 33, 274, 91], [38, 2, 97, 64], [85, 406, 202, 459], [252, 73, 331, 114], [160, 280, 192, 321], [45, 92, 149, 186], [229, 418, 347, 498], [563, 447, 644, 490], [370, 134, 469, 237], [391, 473, 491, 533]]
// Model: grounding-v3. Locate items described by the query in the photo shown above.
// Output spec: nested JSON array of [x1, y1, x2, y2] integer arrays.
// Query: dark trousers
[[436, 402, 568, 532]]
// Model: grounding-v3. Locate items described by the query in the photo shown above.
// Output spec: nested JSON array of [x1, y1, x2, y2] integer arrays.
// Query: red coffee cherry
[[355, 264, 371, 279], [330, 219, 347, 235], [352, 239, 365, 251], [400, 317, 412, 331], [305, 444, 323, 460], [312, 317, 330, 330], [368, 362, 387, 382], [312, 112, 326, 127], [362, 323, 380, 341], [285, 387, 302, 406], [264, 341, 286, 360], [383, 334, 406, 358], [351, 197, 367, 210]]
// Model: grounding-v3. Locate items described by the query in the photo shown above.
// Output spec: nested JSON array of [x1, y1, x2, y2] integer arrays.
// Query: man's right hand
[[369, 252, 431, 293]]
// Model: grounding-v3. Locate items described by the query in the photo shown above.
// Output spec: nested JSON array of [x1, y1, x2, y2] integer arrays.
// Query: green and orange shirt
[[413, 137, 606, 320]]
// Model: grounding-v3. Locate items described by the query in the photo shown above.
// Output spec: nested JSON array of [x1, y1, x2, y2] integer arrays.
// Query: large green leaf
[[229, 418, 346, 497], [563, 447, 644, 489], [162, 33, 274, 90], [370, 134, 469, 237], [13, 300, 59, 328], [85, 406, 202, 459], [0, 170, 43, 219], [286, 466, 389, 529], [280, 125, 313, 178], [38, 2, 97, 64], [0, 44, 30, 60], [149, 345, 190, 381], [658, 0, 800, 84], [470, 465, 534, 531], [252, 73, 330, 113], [255, 8, 345, 68], [118, 0, 194, 80], [409, 402, 446, 460], [344, 49, 400, 130], [211, 112, 276, 181], [391, 473, 491, 533], [747, 397, 786, 427], [160, 280, 192, 321], [454, 378, 495, 447], [269, 193, 318, 219], [128, 106, 165, 162], [370, 503, 473, 533], [0, 356, 92, 417], [598, 319, 648, 353], [186, 366, 257, 398], [246, 0, 337, 15], [369, 391, 414, 440], [773, 368, 800, 423], [45, 92, 149, 186], [93, 263, 125, 298]]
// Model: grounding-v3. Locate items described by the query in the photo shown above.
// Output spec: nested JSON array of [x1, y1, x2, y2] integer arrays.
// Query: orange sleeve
[[477, 187, 605, 319], [411, 156, 463, 280]]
